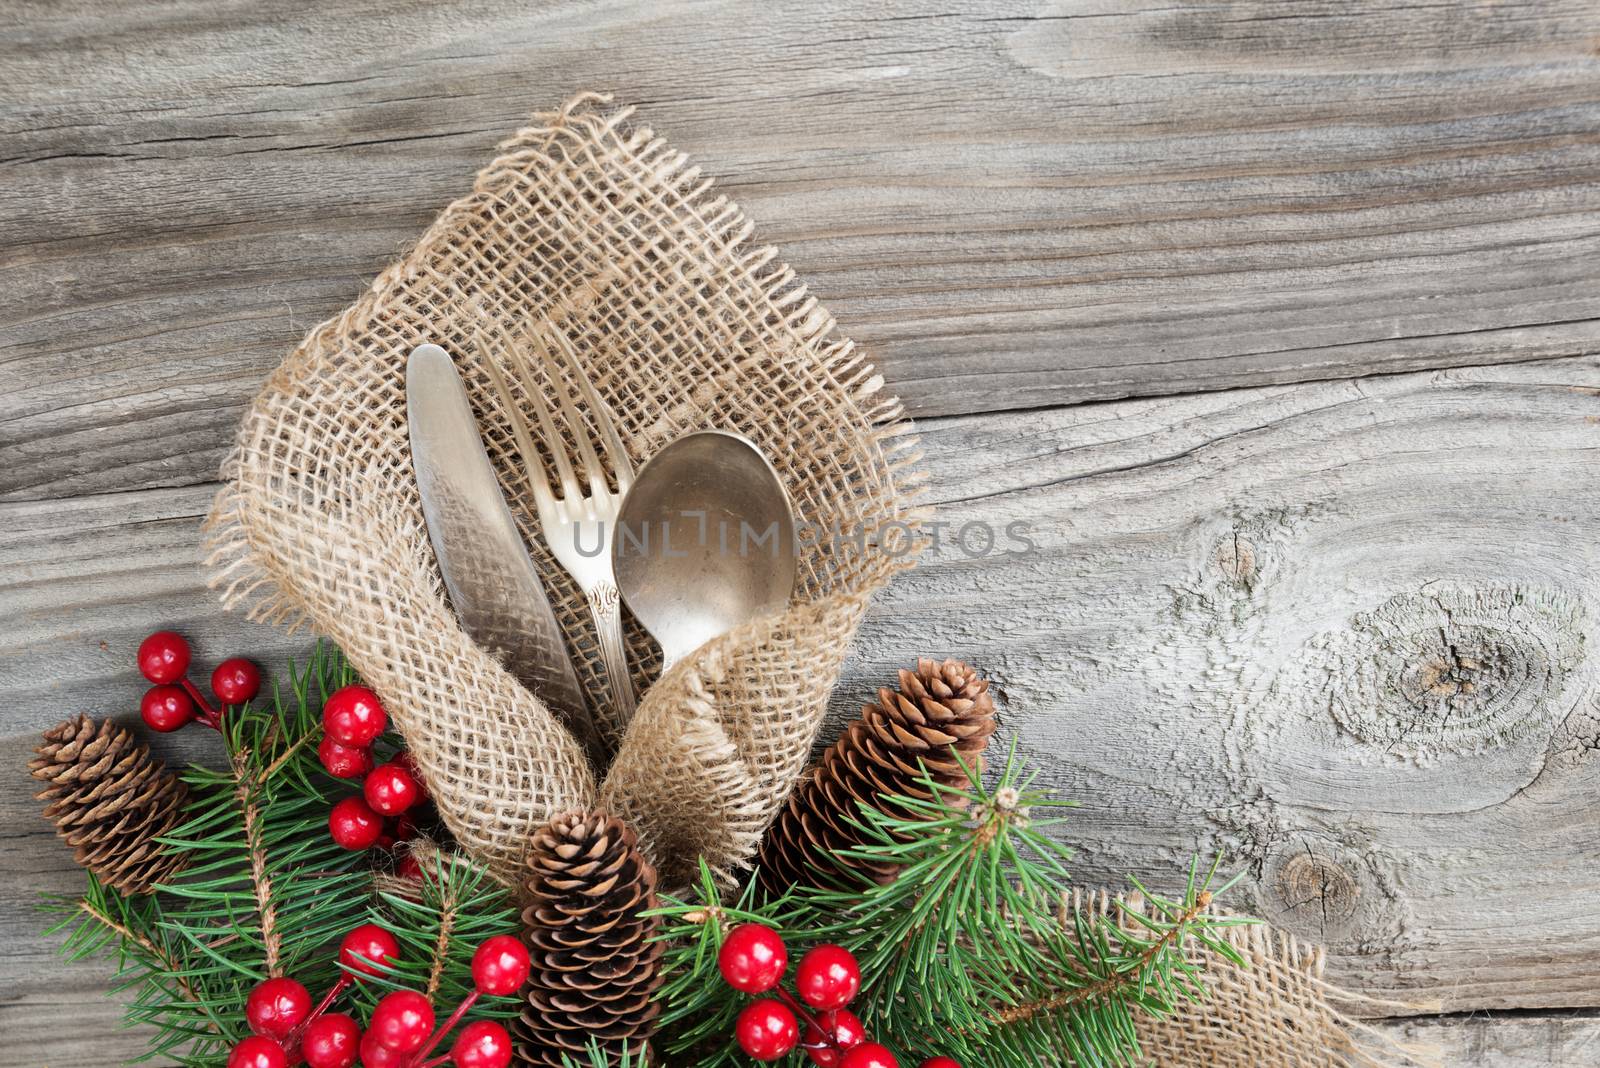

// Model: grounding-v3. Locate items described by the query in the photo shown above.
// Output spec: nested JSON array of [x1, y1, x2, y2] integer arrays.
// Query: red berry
[[717, 923, 788, 993], [141, 684, 196, 732], [802, 1009, 867, 1068], [138, 630, 191, 684], [368, 990, 434, 1053], [838, 1043, 899, 1068], [471, 934, 531, 995], [362, 763, 420, 817], [450, 1020, 513, 1068], [918, 1059, 961, 1068], [213, 658, 262, 704], [796, 944, 861, 1011], [338, 923, 401, 979], [229, 1035, 289, 1068], [358, 1028, 405, 1067], [394, 751, 428, 800], [245, 976, 312, 1040], [301, 1012, 361, 1068], [391, 854, 424, 902], [329, 796, 384, 850], [735, 999, 799, 1062], [318, 736, 374, 779], [391, 812, 419, 842], [322, 685, 386, 747]]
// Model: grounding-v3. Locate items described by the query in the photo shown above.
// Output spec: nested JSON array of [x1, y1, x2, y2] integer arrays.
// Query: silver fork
[[483, 321, 638, 726]]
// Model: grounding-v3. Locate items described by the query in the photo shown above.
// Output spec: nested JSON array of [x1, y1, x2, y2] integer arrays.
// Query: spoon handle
[[587, 581, 637, 726]]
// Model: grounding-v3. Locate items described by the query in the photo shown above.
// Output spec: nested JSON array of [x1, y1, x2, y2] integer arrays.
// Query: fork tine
[[544, 321, 636, 489], [530, 326, 609, 500], [476, 326, 556, 509], [505, 331, 583, 503]]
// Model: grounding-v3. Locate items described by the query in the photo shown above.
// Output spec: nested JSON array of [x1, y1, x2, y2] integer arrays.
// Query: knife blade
[[406, 343, 606, 767]]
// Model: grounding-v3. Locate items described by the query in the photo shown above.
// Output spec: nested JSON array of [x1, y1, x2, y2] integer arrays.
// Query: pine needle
[[46, 645, 391, 1065], [652, 748, 1254, 1068]]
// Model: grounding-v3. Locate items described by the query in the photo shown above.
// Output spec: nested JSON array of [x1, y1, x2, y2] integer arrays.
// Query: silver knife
[[407, 343, 607, 767]]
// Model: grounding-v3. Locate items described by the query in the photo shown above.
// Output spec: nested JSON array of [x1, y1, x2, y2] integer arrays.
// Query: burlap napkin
[[207, 92, 1423, 1067], [206, 91, 919, 887]]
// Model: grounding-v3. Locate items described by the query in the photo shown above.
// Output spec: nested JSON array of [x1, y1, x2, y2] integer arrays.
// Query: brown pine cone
[[756, 657, 998, 898], [29, 714, 189, 895], [517, 809, 662, 1067]]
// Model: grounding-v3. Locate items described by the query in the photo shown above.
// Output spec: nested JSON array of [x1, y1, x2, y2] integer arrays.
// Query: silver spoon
[[612, 430, 797, 671]]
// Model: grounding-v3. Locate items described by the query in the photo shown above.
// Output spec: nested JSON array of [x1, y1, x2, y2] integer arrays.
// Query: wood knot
[[1274, 851, 1358, 922], [1259, 837, 1371, 944], [1211, 532, 1260, 589], [1302, 585, 1585, 758], [1409, 645, 1494, 701]]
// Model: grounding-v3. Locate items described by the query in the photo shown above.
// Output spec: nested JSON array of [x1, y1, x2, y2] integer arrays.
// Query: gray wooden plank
[[852, 354, 1600, 1013], [884, 358, 1600, 1012], [4, 353, 1598, 1064], [6, 2, 1600, 1062], [1374, 1013, 1600, 1067], [0, 485, 313, 738], [5, 0, 1600, 501], [0, 486, 311, 1064]]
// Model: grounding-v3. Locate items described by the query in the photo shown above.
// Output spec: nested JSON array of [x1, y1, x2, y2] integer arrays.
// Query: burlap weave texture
[[1073, 892, 1425, 1068], [206, 92, 921, 887], [205, 92, 1419, 1066]]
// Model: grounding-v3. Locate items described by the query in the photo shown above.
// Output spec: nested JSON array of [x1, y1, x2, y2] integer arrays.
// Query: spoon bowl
[[613, 430, 797, 669]]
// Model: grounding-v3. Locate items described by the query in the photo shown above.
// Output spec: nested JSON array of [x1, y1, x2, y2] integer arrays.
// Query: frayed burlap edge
[[203, 91, 929, 886], [198, 90, 1424, 1064], [1071, 891, 1439, 1068]]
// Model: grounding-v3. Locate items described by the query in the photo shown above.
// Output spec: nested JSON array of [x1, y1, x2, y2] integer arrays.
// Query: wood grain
[[6, 1, 1600, 1063], [6, 355, 1599, 1063], [4, 0, 1600, 501], [1376, 1013, 1600, 1067], [843, 355, 1600, 1016]]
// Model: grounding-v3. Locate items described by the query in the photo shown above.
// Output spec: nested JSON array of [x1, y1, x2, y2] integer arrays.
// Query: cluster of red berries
[[137, 630, 261, 733], [717, 925, 959, 1068], [227, 925, 528, 1068], [317, 685, 428, 859]]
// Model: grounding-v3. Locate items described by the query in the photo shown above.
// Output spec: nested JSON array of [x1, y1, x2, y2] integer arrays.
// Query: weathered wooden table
[[4, 2, 1598, 1064]]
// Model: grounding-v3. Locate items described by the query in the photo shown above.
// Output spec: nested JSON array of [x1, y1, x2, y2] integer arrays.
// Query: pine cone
[[29, 714, 189, 895], [517, 809, 663, 1067], [756, 657, 998, 898]]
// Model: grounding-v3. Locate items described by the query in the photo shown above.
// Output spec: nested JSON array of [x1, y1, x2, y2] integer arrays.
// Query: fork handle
[[587, 581, 637, 725]]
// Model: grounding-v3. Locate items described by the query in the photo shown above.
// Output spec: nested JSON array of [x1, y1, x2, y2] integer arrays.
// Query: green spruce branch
[[353, 847, 523, 1024], [652, 748, 1252, 1068], [994, 891, 1216, 1025], [562, 1040, 644, 1068], [233, 749, 284, 973], [653, 868, 776, 1067], [425, 871, 458, 1000], [43, 643, 519, 1065], [43, 645, 372, 1064], [74, 893, 200, 1004]]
